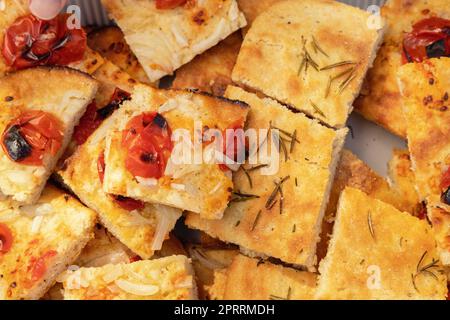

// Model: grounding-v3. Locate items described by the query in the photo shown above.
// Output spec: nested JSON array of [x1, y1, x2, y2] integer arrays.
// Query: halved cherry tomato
[[2, 14, 86, 70], [1, 110, 64, 166], [402, 17, 450, 63], [155, 0, 187, 10], [28, 250, 57, 283], [97, 151, 145, 211], [122, 112, 173, 179], [0, 223, 13, 254], [73, 89, 131, 146]]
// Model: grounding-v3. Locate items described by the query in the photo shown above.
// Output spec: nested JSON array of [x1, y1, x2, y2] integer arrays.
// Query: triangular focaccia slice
[[0, 0, 104, 77], [354, 0, 450, 138], [316, 187, 448, 300], [102, 85, 250, 220], [186, 86, 347, 270], [101, 0, 246, 82], [62, 256, 197, 300], [0, 186, 96, 300], [60, 111, 181, 259], [0, 67, 98, 205], [232, 0, 384, 128], [398, 57, 450, 264], [208, 254, 316, 300]]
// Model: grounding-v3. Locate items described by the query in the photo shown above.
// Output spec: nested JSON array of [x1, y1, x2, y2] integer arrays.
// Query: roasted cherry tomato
[[97, 151, 145, 211], [402, 17, 450, 63], [1, 110, 64, 166], [28, 250, 57, 283], [2, 14, 86, 70], [73, 89, 131, 145], [122, 112, 173, 179], [155, 0, 187, 10], [0, 223, 13, 254]]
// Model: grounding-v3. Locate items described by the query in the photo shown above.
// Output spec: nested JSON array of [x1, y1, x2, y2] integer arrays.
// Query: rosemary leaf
[[368, 211, 376, 240], [312, 36, 328, 57], [320, 60, 356, 71], [310, 100, 326, 118], [251, 210, 262, 231]]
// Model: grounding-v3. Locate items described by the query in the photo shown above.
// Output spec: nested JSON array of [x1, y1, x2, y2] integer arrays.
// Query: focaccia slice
[[171, 32, 242, 96], [236, 0, 283, 35], [0, 67, 98, 204], [62, 256, 196, 300], [101, 0, 246, 82], [60, 112, 181, 259], [354, 0, 450, 137], [208, 254, 316, 300], [316, 187, 447, 300], [398, 58, 450, 264], [0, 186, 96, 300], [88, 26, 152, 85], [102, 84, 249, 220], [186, 86, 347, 270], [232, 0, 384, 128], [0, 0, 104, 77]]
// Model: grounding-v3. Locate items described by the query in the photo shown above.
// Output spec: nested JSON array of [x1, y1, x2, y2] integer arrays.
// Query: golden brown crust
[[172, 32, 242, 96], [354, 0, 450, 137], [101, 0, 246, 82], [0, 186, 97, 300], [0, 67, 98, 204], [88, 26, 152, 85], [316, 187, 448, 300], [213, 255, 316, 300], [186, 86, 347, 269], [237, 0, 283, 35], [103, 85, 249, 220], [62, 256, 196, 300], [232, 0, 384, 128]]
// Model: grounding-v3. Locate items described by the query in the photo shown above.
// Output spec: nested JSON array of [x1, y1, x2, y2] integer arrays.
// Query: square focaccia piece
[[60, 112, 182, 259], [0, 67, 98, 205], [0, 186, 96, 300], [0, 0, 104, 77], [186, 86, 347, 270], [398, 57, 450, 264], [316, 187, 448, 300], [102, 84, 250, 220], [209, 254, 316, 300], [62, 256, 196, 300], [232, 0, 384, 128], [354, 0, 450, 138], [101, 0, 246, 82]]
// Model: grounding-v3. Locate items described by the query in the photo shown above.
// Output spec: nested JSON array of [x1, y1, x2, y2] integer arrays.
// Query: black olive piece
[[153, 113, 167, 129], [441, 186, 450, 205], [426, 39, 448, 59], [96, 102, 119, 120], [3, 125, 32, 161]]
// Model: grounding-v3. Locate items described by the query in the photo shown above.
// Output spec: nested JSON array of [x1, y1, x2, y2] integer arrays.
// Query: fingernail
[[29, 0, 66, 20]]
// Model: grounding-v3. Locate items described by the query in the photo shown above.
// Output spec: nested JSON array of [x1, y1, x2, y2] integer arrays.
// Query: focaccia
[[60, 112, 181, 259], [236, 0, 283, 35], [397, 57, 450, 264], [101, 0, 246, 82], [88, 26, 152, 85], [354, 0, 450, 137], [0, 186, 96, 300], [0, 0, 104, 77], [316, 187, 447, 300], [232, 0, 384, 128], [208, 254, 316, 300], [172, 32, 242, 96], [62, 256, 196, 300], [0, 67, 98, 204], [102, 84, 249, 220], [186, 86, 347, 270]]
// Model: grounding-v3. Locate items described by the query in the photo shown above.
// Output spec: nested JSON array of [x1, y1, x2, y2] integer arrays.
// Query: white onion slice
[[136, 176, 158, 188], [151, 205, 181, 251], [30, 216, 44, 234], [114, 279, 159, 296]]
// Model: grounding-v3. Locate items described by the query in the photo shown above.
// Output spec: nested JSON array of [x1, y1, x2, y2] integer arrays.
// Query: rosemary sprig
[[325, 76, 332, 98], [338, 68, 357, 94], [251, 210, 262, 231], [320, 60, 356, 71], [310, 100, 326, 118], [325, 67, 354, 98], [241, 164, 269, 189], [367, 211, 375, 240], [265, 176, 290, 210], [231, 192, 260, 203], [312, 36, 328, 57], [278, 184, 284, 215], [411, 251, 441, 292]]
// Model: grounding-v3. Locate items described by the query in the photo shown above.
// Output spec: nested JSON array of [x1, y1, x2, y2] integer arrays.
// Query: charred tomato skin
[[441, 186, 450, 205]]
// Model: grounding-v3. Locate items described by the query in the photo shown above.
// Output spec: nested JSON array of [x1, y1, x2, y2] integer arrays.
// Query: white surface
[[346, 113, 407, 177]]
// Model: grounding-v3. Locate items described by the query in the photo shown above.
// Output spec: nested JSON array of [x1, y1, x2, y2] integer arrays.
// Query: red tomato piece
[[0, 223, 13, 254], [155, 0, 187, 10], [28, 250, 57, 283], [73, 101, 101, 146], [2, 14, 87, 70]]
